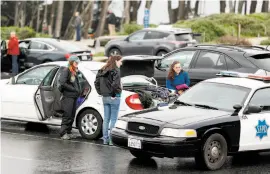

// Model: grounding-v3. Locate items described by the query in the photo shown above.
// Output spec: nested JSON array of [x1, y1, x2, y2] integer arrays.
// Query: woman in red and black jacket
[[8, 32, 20, 75]]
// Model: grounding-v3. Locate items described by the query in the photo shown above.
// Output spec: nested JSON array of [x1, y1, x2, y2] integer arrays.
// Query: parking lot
[[2, 121, 270, 174]]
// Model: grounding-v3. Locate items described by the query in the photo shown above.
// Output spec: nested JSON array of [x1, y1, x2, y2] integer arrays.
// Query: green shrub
[[1, 26, 36, 40], [216, 35, 252, 45], [36, 33, 52, 38], [123, 24, 143, 35], [260, 39, 270, 45]]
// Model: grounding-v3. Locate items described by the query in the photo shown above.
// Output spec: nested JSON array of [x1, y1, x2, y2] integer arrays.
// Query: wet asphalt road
[[2, 121, 270, 174]]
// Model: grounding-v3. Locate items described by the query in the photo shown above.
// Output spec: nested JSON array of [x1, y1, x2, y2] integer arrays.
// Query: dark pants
[[59, 97, 77, 136], [76, 26, 81, 41], [12, 55, 18, 75]]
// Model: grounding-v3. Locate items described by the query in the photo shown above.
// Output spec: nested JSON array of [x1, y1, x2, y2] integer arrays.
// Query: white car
[[0, 61, 176, 140]]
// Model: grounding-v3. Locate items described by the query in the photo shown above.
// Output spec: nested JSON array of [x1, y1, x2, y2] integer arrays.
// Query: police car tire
[[77, 109, 103, 140], [195, 133, 227, 170], [130, 150, 152, 159]]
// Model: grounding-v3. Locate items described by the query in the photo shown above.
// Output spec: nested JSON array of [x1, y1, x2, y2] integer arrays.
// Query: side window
[[29, 41, 49, 50], [194, 51, 226, 69], [160, 51, 196, 68], [43, 68, 59, 86], [249, 88, 270, 111], [144, 31, 169, 40], [129, 31, 146, 41], [1, 41, 7, 50], [16, 66, 56, 85], [19, 41, 30, 49], [225, 56, 240, 70]]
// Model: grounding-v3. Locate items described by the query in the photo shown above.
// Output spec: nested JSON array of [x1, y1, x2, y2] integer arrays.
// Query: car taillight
[[90, 53, 93, 57], [125, 94, 143, 110], [65, 53, 71, 59], [170, 41, 185, 45]]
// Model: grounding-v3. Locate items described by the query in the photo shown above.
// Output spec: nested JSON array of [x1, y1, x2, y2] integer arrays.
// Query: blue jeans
[[102, 97, 121, 143], [76, 26, 81, 41], [12, 55, 18, 75]]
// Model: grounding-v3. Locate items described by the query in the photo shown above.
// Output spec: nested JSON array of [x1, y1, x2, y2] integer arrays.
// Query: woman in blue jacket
[[166, 61, 190, 94]]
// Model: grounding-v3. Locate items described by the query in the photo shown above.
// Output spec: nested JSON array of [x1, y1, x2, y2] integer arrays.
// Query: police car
[[111, 71, 270, 170]]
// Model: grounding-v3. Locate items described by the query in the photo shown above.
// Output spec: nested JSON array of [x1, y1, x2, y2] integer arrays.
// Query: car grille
[[127, 122, 160, 136]]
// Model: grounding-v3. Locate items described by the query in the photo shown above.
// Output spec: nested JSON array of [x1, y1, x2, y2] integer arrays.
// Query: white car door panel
[[239, 87, 270, 151]]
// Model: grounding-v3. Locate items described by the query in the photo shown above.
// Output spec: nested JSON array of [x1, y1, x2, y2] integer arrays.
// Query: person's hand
[[111, 97, 116, 100]]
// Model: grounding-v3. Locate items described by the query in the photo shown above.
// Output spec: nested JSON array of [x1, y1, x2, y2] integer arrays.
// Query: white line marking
[[0, 131, 117, 148], [1, 155, 43, 161]]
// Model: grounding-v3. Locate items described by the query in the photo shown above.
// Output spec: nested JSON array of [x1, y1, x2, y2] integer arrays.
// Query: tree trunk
[[14, 1, 19, 26], [262, 0, 269, 12], [55, 1, 64, 38], [220, 0, 226, 13], [145, 0, 152, 9], [63, 1, 81, 40], [194, 0, 200, 17], [238, 0, 245, 13], [29, 2, 39, 28], [250, 0, 257, 14], [95, 1, 109, 37], [81, 1, 94, 39], [168, 0, 178, 23], [178, 1, 186, 20], [18, 2, 26, 27], [130, 1, 141, 22], [229, 0, 237, 13], [124, 1, 131, 24], [49, 2, 56, 36], [185, 1, 192, 19]]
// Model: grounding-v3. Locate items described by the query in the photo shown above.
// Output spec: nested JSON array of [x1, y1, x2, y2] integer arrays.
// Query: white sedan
[[0, 61, 176, 140]]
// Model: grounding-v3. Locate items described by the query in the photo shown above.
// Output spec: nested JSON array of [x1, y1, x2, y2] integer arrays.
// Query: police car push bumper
[[111, 126, 200, 158]]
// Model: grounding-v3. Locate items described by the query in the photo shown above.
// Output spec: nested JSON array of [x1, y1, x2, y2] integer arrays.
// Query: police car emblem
[[255, 119, 269, 140], [139, 126, 145, 131]]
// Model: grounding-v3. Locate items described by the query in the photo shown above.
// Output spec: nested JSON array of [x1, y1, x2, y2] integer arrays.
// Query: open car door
[[34, 67, 60, 121]]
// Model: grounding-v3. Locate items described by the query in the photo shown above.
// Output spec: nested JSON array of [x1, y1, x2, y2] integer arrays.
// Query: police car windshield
[[178, 82, 251, 112]]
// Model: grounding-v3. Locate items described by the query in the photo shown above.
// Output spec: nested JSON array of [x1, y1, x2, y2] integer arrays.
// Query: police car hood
[[131, 106, 230, 126]]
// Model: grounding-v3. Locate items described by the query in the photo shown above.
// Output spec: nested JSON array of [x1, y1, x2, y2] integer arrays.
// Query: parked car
[[1, 38, 93, 73], [105, 27, 197, 57], [0, 61, 177, 140], [122, 45, 270, 87], [111, 72, 270, 170]]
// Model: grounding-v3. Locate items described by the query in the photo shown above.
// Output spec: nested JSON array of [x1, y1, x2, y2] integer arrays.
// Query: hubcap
[[110, 50, 119, 56], [81, 114, 98, 135], [207, 141, 222, 163]]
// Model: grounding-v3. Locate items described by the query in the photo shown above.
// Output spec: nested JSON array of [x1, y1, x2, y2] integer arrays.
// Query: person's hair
[[167, 61, 181, 80], [102, 55, 122, 71], [10, 31, 16, 35]]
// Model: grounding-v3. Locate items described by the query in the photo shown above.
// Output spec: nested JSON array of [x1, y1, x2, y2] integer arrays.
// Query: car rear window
[[247, 54, 270, 71], [174, 33, 193, 41]]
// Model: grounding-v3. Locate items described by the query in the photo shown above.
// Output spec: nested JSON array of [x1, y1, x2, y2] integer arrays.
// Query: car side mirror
[[232, 104, 242, 116], [125, 37, 129, 42], [244, 105, 262, 114]]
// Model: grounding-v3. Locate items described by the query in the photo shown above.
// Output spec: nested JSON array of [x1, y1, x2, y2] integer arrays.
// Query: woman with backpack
[[166, 61, 190, 95], [94, 56, 123, 145]]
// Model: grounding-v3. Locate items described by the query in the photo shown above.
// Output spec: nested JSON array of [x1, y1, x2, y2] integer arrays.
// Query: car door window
[[43, 68, 60, 86], [160, 51, 196, 69], [249, 88, 270, 112], [29, 41, 49, 50], [1, 41, 7, 50], [144, 31, 169, 40], [19, 41, 30, 49], [129, 31, 146, 41], [226, 56, 240, 70], [195, 51, 226, 70], [16, 66, 56, 85]]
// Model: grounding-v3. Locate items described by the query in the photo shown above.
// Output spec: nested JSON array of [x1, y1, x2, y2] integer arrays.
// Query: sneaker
[[109, 140, 113, 146], [67, 133, 77, 139], [61, 134, 71, 140]]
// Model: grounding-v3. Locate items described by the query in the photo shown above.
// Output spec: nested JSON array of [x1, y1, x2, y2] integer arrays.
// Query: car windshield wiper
[[194, 104, 219, 110], [174, 100, 192, 106]]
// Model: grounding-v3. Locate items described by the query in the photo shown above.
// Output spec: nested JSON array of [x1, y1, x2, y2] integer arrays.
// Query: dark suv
[[105, 27, 197, 57], [120, 45, 270, 87]]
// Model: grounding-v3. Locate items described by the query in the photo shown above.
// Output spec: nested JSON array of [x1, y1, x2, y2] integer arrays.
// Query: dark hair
[[102, 55, 122, 71], [167, 61, 181, 80]]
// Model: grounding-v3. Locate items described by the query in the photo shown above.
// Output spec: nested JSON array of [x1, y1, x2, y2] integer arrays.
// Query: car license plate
[[128, 137, 142, 149], [82, 55, 87, 60]]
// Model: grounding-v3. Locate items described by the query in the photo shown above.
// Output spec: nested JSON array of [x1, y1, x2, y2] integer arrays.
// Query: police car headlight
[[160, 128, 197, 138], [115, 120, 127, 130]]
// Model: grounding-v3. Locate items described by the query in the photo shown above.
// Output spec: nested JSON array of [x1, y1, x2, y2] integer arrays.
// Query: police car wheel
[[195, 133, 228, 170], [77, 109, 102, 140], [130, 150, 152, 159]]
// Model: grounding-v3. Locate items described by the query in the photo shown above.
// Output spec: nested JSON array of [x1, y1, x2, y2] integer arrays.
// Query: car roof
[[141, 28, 192, 34], [205, 77, 270, 89], [43, 61, 105, 71]]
